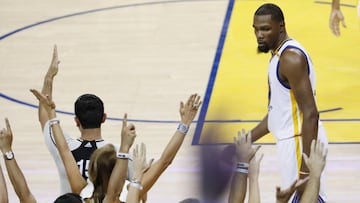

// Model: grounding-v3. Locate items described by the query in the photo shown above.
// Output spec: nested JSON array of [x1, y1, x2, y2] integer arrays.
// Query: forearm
[[51, 123, 86, 193], [251, 114, 269, 142], [248, 176, 260, 203], [301, 112, 318, 157], [141, 130, 185, 194], [104, 159, 128, 202], [300, 176, 320, 203], [4, 159, 35, 203], [228, 174, 247, 203], [38, 76, 54, 129], [0, 165, 8, 203], [159, 130, 185, 166], [126, 171, 144, 203]]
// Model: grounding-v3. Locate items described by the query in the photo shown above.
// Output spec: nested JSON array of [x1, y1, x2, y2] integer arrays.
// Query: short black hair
[[54, 193, 82, 203], [75, 94, 104, 129], [254, 3, 284, 23]]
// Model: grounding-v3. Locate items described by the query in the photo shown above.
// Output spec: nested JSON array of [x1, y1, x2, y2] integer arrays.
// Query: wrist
[[248, 174, 259, 180], [132, 174, 144, 182], [235, 162, 249, 174], [1, 148, 12, 154], [48, 111, 57, 119], [3, 150, 14, 160], [130, 178, 143, 190], [119, 146, 130, 153], [177, 123, 189, 135], [309, 172, 321, 179]]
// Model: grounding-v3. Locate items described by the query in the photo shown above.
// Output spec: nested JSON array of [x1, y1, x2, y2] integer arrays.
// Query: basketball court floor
[[0, 0, 359, 202]]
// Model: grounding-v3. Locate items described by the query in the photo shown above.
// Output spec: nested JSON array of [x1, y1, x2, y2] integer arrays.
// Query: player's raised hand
[[120, 113, 136, 152]]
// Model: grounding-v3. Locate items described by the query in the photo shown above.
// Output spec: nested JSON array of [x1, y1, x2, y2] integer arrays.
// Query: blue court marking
[[0, 0, 225, 124], [192, 0, 235, 145], [1, 91, 359, 124], [0, 0, 223, 41]]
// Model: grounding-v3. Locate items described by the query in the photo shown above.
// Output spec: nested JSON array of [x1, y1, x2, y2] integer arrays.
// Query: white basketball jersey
[[267, 39, 316, 140]]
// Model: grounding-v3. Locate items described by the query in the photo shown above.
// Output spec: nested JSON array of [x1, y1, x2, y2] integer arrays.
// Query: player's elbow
[[304, 108, 319, 122]]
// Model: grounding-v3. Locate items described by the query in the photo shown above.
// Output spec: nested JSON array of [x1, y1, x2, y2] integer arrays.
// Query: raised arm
[[140, 94, 202, 195], [30, 89, 87, 194], [229, 130, 261, 203], [38, 45, 59, 130], [329, 0, 346, 36], [126, 143, 152, 203], [0, 162, 8, 203], [300, 139, 327, 203], [103, 114, 137, 203], [248, 152, 264, 203], [0, 118, 36, 203]]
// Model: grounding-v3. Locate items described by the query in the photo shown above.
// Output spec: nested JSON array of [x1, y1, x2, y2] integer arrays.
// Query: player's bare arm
[[39, 45, 60, 130], [251, 114, 269, 142]]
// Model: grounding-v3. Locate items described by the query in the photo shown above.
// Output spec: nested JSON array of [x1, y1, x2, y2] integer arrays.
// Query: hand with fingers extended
[[120, 114, 136, 152], [127, 143, 153, 203], [132, 143, 153, 181], [46, 45, 60, 79], [179, 94, 202, 126], [275, 178, 309, 203], [0, 118, 13, 154], [303, 139, 327, 178], [234, 129, 261, 163], [329, 2, 346, 36], [299, 139, 327, 203], [30, 89, 56, 118]]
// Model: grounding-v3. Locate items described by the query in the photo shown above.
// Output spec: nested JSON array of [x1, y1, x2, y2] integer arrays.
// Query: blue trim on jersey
[[275, 45, 310, 90], [191, 0, 235, 145]]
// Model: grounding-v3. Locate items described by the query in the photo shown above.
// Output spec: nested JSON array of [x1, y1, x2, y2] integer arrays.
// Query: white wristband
[[116, 152, 130, 159], [235, 168, 249, 174], [177, 123, 189, 135], [49, 118, 60, 127], [130, 182, 143, 190]]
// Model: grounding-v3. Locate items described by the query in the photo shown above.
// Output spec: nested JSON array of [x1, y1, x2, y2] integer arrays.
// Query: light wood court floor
[[0, 0, 359, 202]]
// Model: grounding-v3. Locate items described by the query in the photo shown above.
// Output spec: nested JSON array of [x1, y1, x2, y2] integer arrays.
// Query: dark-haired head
[[75, 94, 104, 129], [253, 3, 287, 53], [54, 193, 82, 203], [254, 3, 284, 23]]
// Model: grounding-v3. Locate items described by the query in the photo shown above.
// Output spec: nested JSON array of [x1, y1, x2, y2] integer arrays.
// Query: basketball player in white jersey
[[36, 46, 133, 202], [250, 3, 328, 202]]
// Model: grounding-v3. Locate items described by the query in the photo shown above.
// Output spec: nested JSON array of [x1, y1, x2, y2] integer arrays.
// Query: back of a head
[[54, 193, 82, 203], [88, 144, 116, 202], [254, 3, 285, 23], [75, 94, 104, 129], [179, 198, 201, 203]]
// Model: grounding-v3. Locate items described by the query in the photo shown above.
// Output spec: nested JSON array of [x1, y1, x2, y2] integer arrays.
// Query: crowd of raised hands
[[0, 90, 202, 203], [1, 124, 326, 203], [227, 130, 327, 203]]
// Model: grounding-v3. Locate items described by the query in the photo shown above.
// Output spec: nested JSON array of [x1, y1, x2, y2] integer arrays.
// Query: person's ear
[[102, 113, 107, 123], [280, 21, 285, 32], [74, 117, 80, 127]]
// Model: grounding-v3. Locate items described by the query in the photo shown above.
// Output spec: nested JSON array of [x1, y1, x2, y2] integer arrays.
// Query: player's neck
[[271, 35, 291, 56], [80, 128, 102, 141]]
